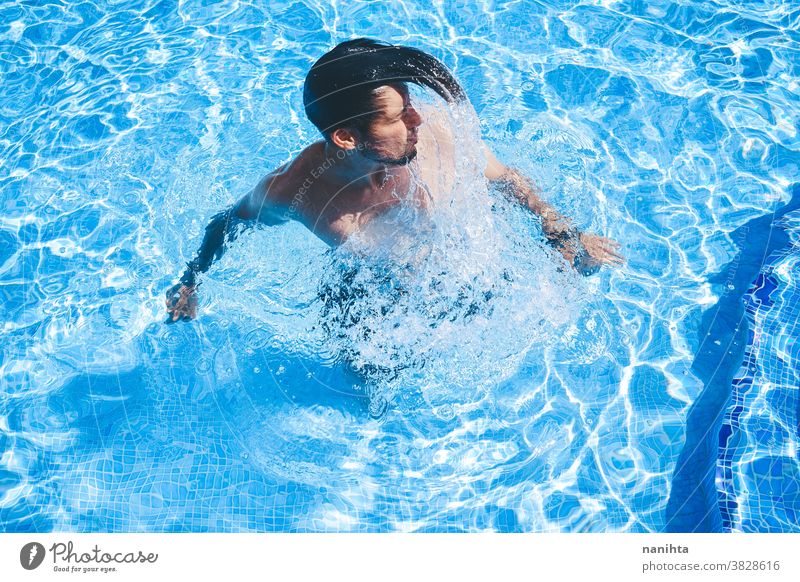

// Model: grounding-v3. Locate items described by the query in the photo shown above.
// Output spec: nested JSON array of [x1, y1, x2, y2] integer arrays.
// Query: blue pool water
[[1, 0, 799, 532]]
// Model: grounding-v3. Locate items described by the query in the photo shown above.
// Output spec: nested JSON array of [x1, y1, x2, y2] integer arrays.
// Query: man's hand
[[483, 150, 625, 275], [568, 233, 625, 276], [553, 232, 624, 276], [578, 233, 624, 266], [165, 283, 198, 323]]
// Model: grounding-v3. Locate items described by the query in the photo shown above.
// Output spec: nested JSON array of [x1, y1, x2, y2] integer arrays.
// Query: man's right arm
[[165, 174, 288, 322], [483, 144, 623, 274]]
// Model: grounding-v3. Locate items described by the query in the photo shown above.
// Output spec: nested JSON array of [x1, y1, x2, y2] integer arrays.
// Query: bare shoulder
[[415, 104, 456, 197], [237, 142, 326, 224], [417, 103, 455, 146]]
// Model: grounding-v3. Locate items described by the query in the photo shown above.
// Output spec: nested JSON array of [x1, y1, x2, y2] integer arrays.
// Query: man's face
[[357, 84, 423, 166]]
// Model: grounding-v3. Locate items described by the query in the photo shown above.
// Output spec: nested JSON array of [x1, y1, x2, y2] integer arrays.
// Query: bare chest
[[300, 176, 431, 246]]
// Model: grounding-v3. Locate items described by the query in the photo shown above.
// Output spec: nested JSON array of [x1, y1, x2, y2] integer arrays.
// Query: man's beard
[[362, 144, 418, 166]]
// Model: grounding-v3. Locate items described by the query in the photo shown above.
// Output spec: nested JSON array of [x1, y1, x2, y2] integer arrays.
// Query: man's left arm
[[483, 144, 624, 273]]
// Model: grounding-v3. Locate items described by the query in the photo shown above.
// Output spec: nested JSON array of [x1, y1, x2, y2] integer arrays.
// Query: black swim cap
[[303, 38, 466, 139]]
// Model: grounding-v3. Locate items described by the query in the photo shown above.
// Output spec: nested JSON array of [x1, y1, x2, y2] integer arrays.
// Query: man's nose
[[405, 106, 422, 128]]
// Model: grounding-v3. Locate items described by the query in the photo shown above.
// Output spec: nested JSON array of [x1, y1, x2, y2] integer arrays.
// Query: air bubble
[[244, 328, 271, 349], [195, 357, 212, 374], [159, 329, 182, 348], [436, 404, 455, 420]]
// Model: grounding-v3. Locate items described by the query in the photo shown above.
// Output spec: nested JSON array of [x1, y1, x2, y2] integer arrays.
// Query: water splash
[[314, 100, 586, 413]]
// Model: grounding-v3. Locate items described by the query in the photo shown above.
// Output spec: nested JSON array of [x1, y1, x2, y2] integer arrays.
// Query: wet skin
[[165, 84, 623, 321]]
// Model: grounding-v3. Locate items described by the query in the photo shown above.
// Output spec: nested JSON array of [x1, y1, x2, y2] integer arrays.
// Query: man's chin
[[365, 147, 417, 166], [383, 148, 418, 166]]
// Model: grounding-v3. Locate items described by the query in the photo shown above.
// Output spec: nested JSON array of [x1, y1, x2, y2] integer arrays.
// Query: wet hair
[[303, 38, 466, 139]]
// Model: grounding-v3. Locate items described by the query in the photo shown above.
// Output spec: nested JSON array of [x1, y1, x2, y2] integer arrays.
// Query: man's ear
[[330, 127, 359, 150]]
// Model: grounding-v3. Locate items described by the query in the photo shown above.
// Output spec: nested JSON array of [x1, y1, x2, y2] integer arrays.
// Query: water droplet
[[436, 404, 455, 420], [195, 357, 212, 375], [244, 328, 270, 349], [369, 395, 388, 419]]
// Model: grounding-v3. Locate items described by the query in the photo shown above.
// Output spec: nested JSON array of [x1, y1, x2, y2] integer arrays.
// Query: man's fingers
[[164, 284, 198, 323], [591, 236, 622, 252], [589, 248, 624, 266], [600, 237, 621, 248], [598, 254, 622, 264], [599, 240, 621, 252], [596, 242, 625, 263]]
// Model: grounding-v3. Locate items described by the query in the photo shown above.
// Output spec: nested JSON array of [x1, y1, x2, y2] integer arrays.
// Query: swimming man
[[165, 38, 623, 321]]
